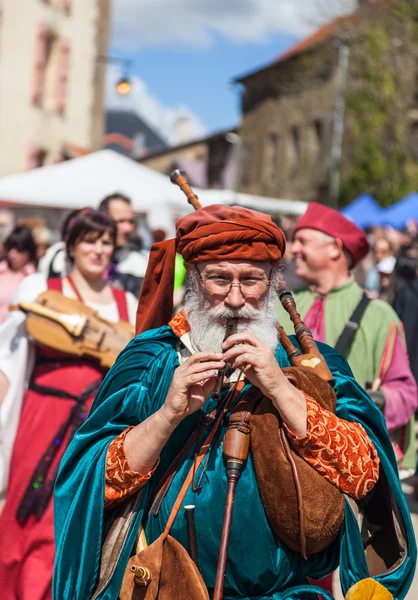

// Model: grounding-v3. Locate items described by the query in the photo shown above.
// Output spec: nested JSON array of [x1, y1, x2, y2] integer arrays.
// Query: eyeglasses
[[198, 269, 271, 297]]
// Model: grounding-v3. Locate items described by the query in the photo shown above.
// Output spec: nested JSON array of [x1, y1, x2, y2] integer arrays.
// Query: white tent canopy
[[198, 189, 307, 216], [0, 150, 307, 232]]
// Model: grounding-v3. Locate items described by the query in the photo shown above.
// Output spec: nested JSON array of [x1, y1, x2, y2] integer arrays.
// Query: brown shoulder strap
[[160, 380, 245, 539]]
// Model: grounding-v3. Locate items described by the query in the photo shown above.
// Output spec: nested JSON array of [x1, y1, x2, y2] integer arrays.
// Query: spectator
[[0, 209, 16, 261], [32, 225, 52, 261], [392, 249, 418, 385], [0, 209, 137, 598], [0, 226, 37, 323], [377, 255, 396, 303], [151, 228, 167, 244], [98, 193, 149, 297], [38, 212, 75, 279], [364, 236, 395, 297]]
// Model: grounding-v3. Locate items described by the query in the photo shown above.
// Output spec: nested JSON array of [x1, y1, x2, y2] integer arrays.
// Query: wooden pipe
[[278, 285, 334, 384], [185, 504, 199, 567], [213, 392, 261, 600], [170, 169, 202, 210], [212, 319, 237, 402]]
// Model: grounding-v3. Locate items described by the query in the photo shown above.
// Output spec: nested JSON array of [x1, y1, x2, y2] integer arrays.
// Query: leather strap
[[335, 293, 370, 356], [162, 381, 245, 540], [152, 411, 216, 517], [279, 425, 307, 560]]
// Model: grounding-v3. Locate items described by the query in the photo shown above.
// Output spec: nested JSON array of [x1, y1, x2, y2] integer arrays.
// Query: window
[[31, 23, 48, 105], [42, 31, 60, 111], [56, 38, 71, 115], [313, 120, 324, 148], [288, 126, 301, 178], [408, 121, 418, 161], [240, 142, 254, 187], [31, 25, 70, 114], [268, 131, 280, 180], [291, 126, 301, 161], [26, 144, 48, 170], [308, 119, 324, 164]]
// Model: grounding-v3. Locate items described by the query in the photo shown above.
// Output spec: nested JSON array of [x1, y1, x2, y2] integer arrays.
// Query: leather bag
[[250, 366, 345, 556]]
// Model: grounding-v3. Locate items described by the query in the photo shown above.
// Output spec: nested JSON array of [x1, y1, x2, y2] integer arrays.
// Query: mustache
[[207, 304, 261, 321]]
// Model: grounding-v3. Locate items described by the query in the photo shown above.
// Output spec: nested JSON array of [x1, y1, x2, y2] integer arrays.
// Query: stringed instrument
[[18, 290, 135, 369]]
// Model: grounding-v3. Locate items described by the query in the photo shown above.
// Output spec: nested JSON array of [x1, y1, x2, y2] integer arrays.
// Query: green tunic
[[276, 279, 416, 472]]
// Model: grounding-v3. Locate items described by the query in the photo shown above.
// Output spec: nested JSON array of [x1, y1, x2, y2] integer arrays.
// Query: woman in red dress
[[0, 209, 137, 600]]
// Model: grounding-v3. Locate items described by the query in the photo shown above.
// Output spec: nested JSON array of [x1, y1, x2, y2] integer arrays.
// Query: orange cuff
[[284, 394, 380, 500], [104, 426, 159, 508]]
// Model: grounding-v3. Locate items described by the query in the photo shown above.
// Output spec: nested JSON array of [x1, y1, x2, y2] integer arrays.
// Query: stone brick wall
[[237, 44, 340, 202]]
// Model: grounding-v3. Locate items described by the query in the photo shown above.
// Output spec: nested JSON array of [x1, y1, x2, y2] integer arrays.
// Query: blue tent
[[374, 193, 418, 229], [341, 194, 383, 228]]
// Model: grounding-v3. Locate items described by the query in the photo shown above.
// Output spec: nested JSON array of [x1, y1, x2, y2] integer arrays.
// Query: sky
[[107, 0, 357, 144]]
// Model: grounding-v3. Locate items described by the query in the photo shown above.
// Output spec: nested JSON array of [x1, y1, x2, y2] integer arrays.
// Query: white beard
[[184, 275, 279, 353]]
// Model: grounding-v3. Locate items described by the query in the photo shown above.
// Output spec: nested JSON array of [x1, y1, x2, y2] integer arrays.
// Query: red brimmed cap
[[294, 202, 370, 267]]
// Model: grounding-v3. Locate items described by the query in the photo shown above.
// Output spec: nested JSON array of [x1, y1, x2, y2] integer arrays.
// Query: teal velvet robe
[[53, 327, 416, 600]]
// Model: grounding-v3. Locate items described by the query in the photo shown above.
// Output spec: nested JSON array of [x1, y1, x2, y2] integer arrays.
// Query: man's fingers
[[223, 344, 258, 363], [230, 353, 257, 370], [186, 360, 225, 374], [186, 352, 224, 364], [222, 332, 261, 350], [186, 370, 218, 384]]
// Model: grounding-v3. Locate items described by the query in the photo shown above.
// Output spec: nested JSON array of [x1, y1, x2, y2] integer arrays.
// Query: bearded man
[[53, 206, 415, 600]]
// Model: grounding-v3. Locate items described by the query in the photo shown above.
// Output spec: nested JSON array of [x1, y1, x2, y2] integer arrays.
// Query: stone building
[[139, 127, 239, 189], [0, 0, 111, 176], [234, 15, 357, 203], [234, 0, 418, 206]]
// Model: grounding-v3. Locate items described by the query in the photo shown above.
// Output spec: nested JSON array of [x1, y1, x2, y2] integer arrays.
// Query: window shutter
[[31, 23, 48, 104], [56, 38, 71, 114]]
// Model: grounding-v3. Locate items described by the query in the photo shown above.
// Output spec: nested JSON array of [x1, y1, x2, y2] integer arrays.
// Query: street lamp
[[97, 55, 133, 95], [115, 76, 132, 96]]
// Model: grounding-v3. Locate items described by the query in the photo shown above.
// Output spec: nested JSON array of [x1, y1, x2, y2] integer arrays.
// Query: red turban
[[294, 202, 370, 268], [136, 204, 286, 334]]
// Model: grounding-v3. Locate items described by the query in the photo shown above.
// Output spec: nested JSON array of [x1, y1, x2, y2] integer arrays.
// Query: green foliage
[[340, 6, 418, 208]]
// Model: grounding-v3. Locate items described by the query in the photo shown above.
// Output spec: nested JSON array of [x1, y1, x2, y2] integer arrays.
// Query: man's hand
[[161, 352, 225, 426], [222, 333, 307, 437], [222, 333, 289, 402]]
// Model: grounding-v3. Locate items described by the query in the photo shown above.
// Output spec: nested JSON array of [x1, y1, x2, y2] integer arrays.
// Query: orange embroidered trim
[[285, 395, 380, 500], [104, 426, 159, 508], [169, 309, 190, 338]]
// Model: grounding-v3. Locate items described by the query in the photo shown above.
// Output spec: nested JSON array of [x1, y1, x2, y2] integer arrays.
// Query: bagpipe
[[106, 171, 401, 600]]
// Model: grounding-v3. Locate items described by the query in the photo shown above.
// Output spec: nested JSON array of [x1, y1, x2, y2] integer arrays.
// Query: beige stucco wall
[[0, 0, 110, 176]]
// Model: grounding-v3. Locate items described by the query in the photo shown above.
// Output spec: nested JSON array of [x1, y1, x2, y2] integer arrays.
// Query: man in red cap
[[54, 205, 415, 600], [277, 203, 418, 596], [278, 202, 417, 480]]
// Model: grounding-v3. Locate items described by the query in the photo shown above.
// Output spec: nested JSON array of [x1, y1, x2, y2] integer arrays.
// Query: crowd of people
[[0, 196, 417, 600]]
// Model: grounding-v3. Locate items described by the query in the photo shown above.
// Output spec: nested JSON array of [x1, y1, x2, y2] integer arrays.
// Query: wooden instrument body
[[22, 290, 134, 369]]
